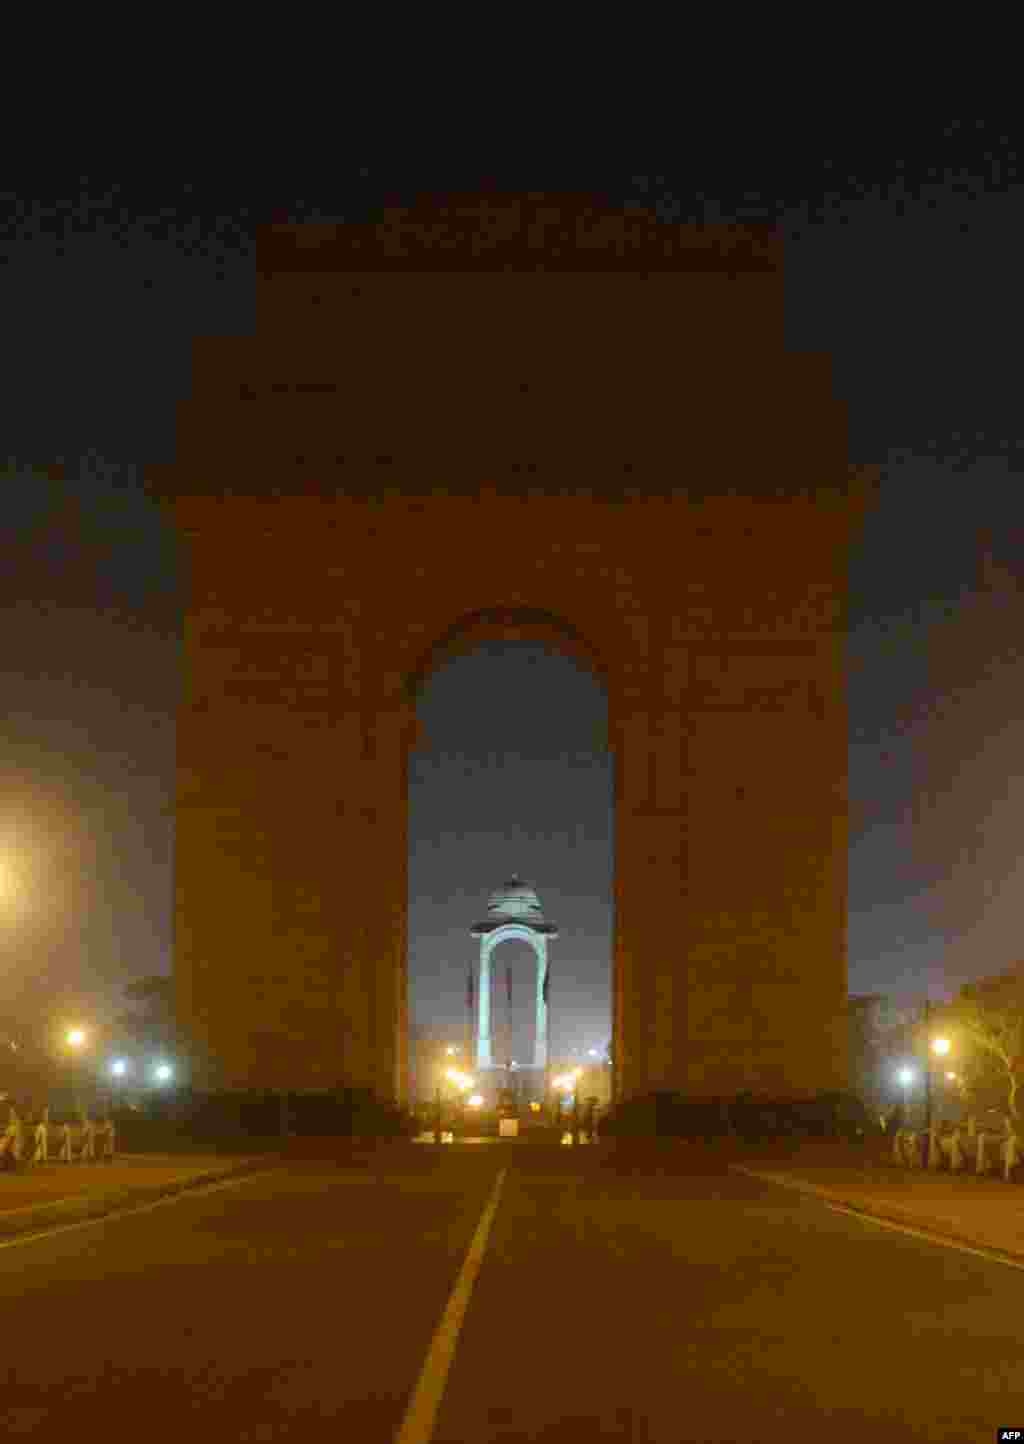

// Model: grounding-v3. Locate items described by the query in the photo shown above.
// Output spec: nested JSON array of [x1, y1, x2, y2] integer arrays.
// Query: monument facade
[[150, 193, 871, 1109], [470, 875, 558, 1073]]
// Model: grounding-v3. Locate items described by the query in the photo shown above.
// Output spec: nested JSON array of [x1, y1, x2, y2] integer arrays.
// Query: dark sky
[[2, 133, 1022, 1056]]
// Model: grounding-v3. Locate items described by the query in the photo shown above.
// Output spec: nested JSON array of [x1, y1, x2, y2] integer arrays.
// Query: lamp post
[[66, 1028, 87, 1117], [109, 1058, 128, 1116], [439, 1067, 474, 1142], [551, 1069, 582, 1141], [926, 1034, 950, 1136]]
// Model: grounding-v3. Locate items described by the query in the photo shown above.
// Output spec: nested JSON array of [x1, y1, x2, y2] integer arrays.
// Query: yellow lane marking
[[394, 1167, 508, 1444]]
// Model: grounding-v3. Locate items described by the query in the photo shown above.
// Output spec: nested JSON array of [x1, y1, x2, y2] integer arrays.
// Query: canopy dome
[[487, 875, 544, 918], [471, 874, 558, 936]]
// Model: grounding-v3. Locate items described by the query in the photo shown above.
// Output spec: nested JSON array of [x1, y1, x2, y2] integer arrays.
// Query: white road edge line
[[394, 1166, 508, 1444], [732, 1165, 1024, 1273], [0, 1168, 277, 1252], [822, 1200, 1024, 1272]]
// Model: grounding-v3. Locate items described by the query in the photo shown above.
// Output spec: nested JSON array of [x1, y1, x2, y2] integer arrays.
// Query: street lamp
[[926, 1036, 952, 1135], [897, 1066, 915, 1128], [153, 1062, 173, 1084], [66, 1028, 87, 1116], [109, 1058, 128, 1114], [437, 1067, 473, 1141], [552, 1068, 582, 1138]]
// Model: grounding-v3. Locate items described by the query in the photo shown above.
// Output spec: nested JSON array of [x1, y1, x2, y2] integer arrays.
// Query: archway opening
[[406, 630, 613, 1119]]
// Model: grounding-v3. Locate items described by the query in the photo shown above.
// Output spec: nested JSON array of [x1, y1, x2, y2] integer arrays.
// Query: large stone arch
[[405, 604, 612, 751], [150, 192, 872, 1111], [407, 605, 611, 702]]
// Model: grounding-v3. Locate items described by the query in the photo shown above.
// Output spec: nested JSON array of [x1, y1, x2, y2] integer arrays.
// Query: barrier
[[15, 1119, 117, 1167], [977, 1130, 1000, 1177], [59, 1123, 75, 1163], [927, 1127, 944, 1170], [4, 1111, 26, 1164], [891, 1122, 1022, 1183], [78, 1119, 96, 1162], [894, 1129, 924, 1168], [1003, 1130, 1020, 1182], [950, 1128, 968, 1173]]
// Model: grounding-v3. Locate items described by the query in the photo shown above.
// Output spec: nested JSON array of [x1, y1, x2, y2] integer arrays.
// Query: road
[[0, 1142, 1020, 1442]]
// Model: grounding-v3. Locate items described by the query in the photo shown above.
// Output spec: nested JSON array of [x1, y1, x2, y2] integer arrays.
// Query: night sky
[[2, 135, 1022, 1060]]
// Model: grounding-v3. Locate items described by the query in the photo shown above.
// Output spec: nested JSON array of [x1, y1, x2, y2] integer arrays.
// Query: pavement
[[0, 1152, 271, 1238], [1, 1139, 1023, 1442], [732, 1149, 1024, 1263]]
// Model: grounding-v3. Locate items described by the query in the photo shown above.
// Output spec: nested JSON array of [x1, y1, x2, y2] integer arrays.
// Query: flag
[[466, 963, 474, 1013], [542, 962, 550, 1007], [506, 963, 512, 1006]]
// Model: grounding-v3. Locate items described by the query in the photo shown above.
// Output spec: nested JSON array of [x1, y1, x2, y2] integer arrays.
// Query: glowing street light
[[107, 1057, 130, 1116], [925, 1036, 952, 1136], [65, 1027, 88, 1116], [467, 1094, 484, 1108], [895, 1065, 915, 1129], [153, 1062, 173, 1084]]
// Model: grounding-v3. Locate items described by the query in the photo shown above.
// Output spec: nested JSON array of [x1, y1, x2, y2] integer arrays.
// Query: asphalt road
[[0, 1143, 1020, 1442]]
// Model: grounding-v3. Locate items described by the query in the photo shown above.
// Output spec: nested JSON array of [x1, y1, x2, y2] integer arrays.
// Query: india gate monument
[[149, 192, 871, 1111]]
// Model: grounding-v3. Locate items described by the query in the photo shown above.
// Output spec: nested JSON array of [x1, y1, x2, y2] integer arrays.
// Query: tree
[[943, 979, 1024, 1123]]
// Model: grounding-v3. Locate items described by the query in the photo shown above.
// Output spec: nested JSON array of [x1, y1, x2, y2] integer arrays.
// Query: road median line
[[394, 1166, 508, 1444]]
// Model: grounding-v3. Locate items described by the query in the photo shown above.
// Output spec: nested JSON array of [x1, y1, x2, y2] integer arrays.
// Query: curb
[[0, 1155, 279, 1242], [732, 1164, 1024, 1266]]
